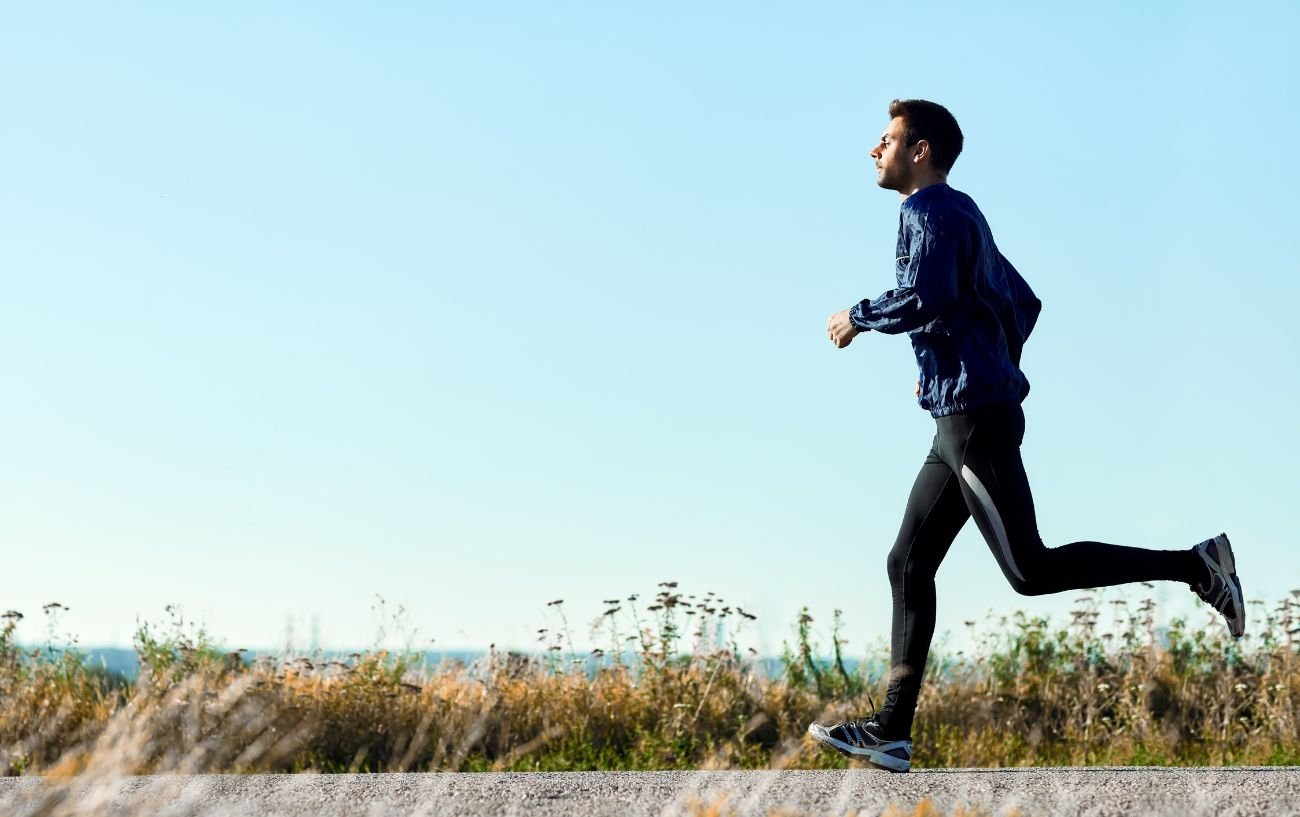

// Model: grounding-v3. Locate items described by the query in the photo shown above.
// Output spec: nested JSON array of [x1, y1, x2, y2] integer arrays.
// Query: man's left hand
[[827, 309, 862, 349]]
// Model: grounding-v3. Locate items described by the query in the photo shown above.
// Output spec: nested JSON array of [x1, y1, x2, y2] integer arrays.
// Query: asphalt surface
[[1, 768, 1297, 817]]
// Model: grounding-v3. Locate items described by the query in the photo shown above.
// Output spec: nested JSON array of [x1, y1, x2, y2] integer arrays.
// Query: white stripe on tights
[[960, 464, 1026, 582]]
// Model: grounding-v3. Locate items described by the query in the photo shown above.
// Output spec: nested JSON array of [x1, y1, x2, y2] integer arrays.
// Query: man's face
[[870, 117, 919, 191]]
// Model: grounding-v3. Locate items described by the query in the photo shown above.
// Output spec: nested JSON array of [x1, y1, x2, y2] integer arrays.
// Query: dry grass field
[[1, 583, 1297, 777]]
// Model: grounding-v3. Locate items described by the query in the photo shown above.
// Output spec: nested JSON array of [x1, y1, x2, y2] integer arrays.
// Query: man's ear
[[912, 139, 930, 164]]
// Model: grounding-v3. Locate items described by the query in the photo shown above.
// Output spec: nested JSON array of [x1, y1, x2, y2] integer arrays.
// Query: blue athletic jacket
[[848, 183, 1042, 418]]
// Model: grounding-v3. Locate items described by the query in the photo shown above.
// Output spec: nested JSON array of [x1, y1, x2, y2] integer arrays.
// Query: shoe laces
[[852, 688, 879, 731]]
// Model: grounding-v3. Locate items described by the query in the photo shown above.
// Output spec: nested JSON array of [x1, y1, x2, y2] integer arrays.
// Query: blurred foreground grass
[[2, 584, 1297, 776], [685, 796, 1018, 817]]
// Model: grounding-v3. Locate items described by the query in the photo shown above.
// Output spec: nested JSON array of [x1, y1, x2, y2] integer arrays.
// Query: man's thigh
[[952, 418, 1045, 586], [889, 445, 970, 575]]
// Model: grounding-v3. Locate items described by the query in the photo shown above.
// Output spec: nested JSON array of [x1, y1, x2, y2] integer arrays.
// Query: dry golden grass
[[1, 585, 1297, 776]]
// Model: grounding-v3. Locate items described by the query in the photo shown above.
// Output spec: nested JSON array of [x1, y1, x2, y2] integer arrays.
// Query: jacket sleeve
[[847, 211, 960, 335], [998, 252, 1042, 366]]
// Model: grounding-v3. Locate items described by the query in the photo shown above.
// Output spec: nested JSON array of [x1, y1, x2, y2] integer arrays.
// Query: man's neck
[[898, 172, 948, 202]]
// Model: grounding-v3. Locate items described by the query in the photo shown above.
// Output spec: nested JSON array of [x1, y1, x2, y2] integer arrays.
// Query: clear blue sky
[[2, 2, 1297, 657]]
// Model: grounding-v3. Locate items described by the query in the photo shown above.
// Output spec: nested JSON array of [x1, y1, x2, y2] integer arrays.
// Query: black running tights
[[878, 401, 1204, 736]]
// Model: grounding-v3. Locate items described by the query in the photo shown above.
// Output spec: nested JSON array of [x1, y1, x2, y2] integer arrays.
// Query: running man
[[808, 99, 1245, 773]]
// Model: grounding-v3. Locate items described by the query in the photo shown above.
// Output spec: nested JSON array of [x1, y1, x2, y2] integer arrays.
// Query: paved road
[[1, 768, 1297, 817]]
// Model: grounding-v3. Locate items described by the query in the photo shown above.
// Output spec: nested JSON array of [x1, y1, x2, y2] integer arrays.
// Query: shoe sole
[[1205, 533, 1245, 638], [807, 723, 911, 772]]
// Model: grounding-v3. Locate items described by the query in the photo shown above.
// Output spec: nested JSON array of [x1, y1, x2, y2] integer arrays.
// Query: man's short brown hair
[[888, 99, 964, 173]]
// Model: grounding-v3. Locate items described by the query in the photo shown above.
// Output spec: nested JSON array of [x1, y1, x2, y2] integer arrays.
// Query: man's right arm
[[847, 211, 961, 335]]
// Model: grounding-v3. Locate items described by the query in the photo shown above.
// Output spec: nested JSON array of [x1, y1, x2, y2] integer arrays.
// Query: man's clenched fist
[[827, 309, 863, 348]]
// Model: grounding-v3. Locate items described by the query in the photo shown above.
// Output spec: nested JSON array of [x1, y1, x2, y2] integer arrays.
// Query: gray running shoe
[[807, 718, 911, 772], [1192, 532, 1245, 638]]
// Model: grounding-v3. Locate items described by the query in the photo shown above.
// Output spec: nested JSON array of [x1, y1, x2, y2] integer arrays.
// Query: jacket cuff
[[848, 302, 873, 332]]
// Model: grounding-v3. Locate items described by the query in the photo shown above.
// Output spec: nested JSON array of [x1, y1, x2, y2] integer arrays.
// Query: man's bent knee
[[886, 550, 906, 586], [888, 549, 939, 589], [1007, 570, 1055, 596]]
